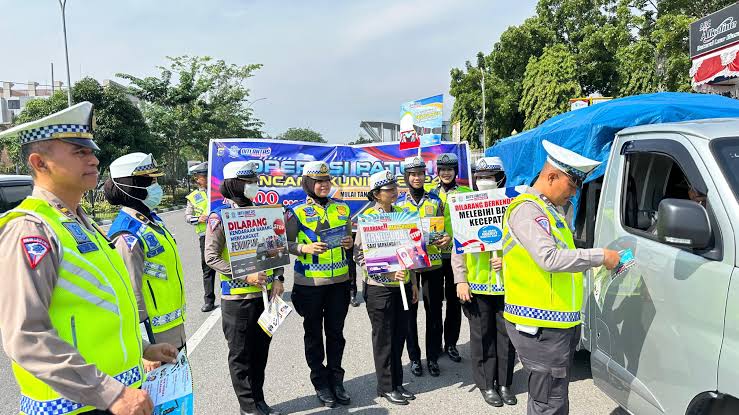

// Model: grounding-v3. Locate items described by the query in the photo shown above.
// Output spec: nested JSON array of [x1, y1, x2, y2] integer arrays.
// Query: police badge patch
[[535, 216, 551, 235], [425, 204, 435, 216], [22, 236, 51, 269], [142, 232, 165, 257], [62, 222, 99, 253], [121, 234, 139, 251]]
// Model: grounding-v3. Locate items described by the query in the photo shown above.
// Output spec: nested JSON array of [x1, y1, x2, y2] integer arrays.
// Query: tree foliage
[[117, 56, 263, 187], [278, 127, 326, 143], [449, 0, 737, 141]]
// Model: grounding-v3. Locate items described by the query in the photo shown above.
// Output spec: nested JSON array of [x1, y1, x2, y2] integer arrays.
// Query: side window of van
[[0, 184, 33, 213]]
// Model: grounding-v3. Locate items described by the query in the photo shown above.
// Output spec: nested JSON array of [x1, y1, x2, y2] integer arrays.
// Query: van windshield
[[711, 137, 739, 203]]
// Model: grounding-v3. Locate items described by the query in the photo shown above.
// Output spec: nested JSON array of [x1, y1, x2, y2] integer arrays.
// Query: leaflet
[[421, 216, 445, 244], [142, 349, 193, 415], [358, 210, 430, 275], [319, 226, 347, 249], [222, 206, 290, 279], [258, 295, 293, 337]]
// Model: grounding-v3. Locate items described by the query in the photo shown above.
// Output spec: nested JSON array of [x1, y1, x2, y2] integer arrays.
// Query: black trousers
[[406, 268, 444, 362], [222, 297, 271, 411], [365, 284, 410, 393], [199, 235, 216, 305], [291, 281, 351, 389], [463, 295, 515, 390], [506, 321, 580, 415], [441, 257, 461, 348]]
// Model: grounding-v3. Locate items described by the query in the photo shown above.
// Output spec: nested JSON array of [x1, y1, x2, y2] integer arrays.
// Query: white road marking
[[187, 307, 222, 356]]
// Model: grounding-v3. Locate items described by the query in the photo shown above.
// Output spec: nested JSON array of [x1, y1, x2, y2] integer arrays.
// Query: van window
[[0, 184, 33, 213], [621, 152, 710, 243], [711, 137, 739, 203]]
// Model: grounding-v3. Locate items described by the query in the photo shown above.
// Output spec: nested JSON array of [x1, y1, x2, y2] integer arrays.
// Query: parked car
[[0, 175, 33, 213]]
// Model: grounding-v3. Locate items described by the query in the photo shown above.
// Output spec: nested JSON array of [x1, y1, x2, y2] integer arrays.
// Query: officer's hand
[[198, 215, 207, 223], [271, 280, 284, 300], [302, 242, 329, 255], [109, 387, 153, 415], [247, 272, 267, 286], [394, 270, 406, 282], [143, 343, 178, 364], [490, 257, 503, 272], [433, 234, 452, 248], [457, 282, 472, 303], [143, 358, 161, 373], [340, 236, 354, 249], [603, 249, 621, 270], [412, 284, 419, 304]]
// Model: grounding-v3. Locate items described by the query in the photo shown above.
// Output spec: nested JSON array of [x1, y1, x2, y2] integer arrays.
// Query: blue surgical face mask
[[113, 180, 164, 210]]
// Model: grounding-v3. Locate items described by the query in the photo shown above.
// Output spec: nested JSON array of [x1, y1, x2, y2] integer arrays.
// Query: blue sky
[[1, 0, 537, 143]]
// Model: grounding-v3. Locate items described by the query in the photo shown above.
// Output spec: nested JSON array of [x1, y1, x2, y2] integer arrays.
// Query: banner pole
[[492, 250, 501, 289], [399, 281, 409, 311]]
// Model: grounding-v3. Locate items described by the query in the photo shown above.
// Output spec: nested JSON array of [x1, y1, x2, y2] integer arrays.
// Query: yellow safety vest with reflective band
[[109, 211, 187, 334], [291, 200, 349, 278], [432, 184, 472, 254], [360, 206, 410, 286], [0, 197, 143, 415], [465, 250, 504, 295], [501, 193, 583, 328], [218, 244, 274, 295], [395, 193, 443, 266], [186, 189, 208, 235]]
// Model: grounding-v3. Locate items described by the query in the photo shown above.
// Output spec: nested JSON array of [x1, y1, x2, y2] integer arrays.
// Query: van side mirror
[[656, 198, 711, 249]]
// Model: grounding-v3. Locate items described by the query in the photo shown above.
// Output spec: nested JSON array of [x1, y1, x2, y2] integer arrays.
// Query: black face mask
[[302, 176, 330, 206]]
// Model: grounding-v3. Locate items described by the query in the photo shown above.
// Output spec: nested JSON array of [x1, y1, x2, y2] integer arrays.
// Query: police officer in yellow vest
[[354, 170, 419, 405], [396, 156, 451, 377], [105, 153, 187, 367], [0, 102, 177, 415], [429, 152, 472, 364], [185, 162, 217, 312], [205, 161, 285, 415], [285, 161, 353, 408], [502, 140, 620, 415], [452, 157, 517, 407]]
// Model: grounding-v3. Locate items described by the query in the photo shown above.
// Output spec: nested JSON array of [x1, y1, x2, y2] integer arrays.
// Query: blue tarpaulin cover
[[485, 92, 739, 187]]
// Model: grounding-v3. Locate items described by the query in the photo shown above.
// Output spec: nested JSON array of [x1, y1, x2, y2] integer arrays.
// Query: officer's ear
[[25, 142, 53, 175]]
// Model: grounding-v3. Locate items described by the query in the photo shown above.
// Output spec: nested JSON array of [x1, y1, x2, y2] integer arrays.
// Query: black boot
[[410, 360, 423, 377], [499, 385, 518, 405], [396, 385, 416, 400], [332, 384, 351, 405], [481, 388, 503, 407], [316, 388, 337, 408], [350, 294, 360, 307], [445, 345, 461, 362], [427, 360, 440, 377], [201, 302, 215, 312], [255, 401, 282, 415], [377, 389, 409, 405]]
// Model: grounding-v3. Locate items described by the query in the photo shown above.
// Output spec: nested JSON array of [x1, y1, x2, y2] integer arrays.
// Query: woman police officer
[[204, 161, 285, 415]]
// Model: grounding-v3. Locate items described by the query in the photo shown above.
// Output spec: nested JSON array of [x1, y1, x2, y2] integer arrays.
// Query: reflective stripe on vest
[[360, 206, 410, 286], [292, 201, 349, 278], [218, 245, 275, 295], [123, 213, 186, 333], [395, 194, 443, 266], [186, 190, 208, 235], [0, 197, 143, 415], [501, 193, 583, 328], [465, 250, 504, 295]]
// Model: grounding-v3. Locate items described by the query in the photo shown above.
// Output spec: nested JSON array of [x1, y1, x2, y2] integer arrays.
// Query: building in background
[[690, 3, 739, 95]]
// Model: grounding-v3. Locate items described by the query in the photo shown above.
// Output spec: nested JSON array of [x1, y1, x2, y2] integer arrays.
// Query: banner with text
[[449, 186, 527, 254], [222, 206, 290, 278], [208, 139, 471, 217]]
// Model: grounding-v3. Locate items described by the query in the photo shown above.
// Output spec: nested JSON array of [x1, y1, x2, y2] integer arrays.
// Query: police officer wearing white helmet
[[354, 170, 419, 405], [185, 162, 217, 313], [104, 153, 187, 372], [205, 161, 285, 415], [453, 156, 517, 407], [501, 141, 620, 414], [0, 102, 177, 415]]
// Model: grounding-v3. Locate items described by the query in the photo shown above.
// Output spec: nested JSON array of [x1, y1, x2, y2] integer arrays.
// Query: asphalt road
[[0, 209, 625, 414]]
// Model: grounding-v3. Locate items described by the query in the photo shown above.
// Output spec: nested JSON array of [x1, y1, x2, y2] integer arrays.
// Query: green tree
[[278, 127, 326, 143], [520, 44, 582, 130], [117, 56, 263, 189], [347, 133, 376, 145]]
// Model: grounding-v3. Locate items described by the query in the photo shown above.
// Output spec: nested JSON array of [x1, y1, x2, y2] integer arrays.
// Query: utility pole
[[59, 0, 73, 107], [477, 52, 487, 148], [51, 63, 55, 93]]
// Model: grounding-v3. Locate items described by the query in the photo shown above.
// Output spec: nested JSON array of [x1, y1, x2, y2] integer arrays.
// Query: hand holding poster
[[142, 349, 193, 415], [358, 210, 430, 275], [222, 206, 290, 279], [449, 186, 527, 254]]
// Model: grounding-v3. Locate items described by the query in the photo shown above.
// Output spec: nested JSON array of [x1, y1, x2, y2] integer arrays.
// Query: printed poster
[[400, 94, 443, 150], [222, 206, 290, 279], [421, 216, 445, 244], [258, 295, 293, 337], [358, 210, 430, 275], [142, 349, 193, 415], [449, 186, 527, 254]]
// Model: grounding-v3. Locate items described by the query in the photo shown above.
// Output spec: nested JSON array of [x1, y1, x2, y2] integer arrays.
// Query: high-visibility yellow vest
[[290, 200, 349, 278], [0, 197, 143, 415], [395, 192, 443, 266], [185, 189, 208, 235], [464, 250, 504, 295], [431, 184, 472, 254], [360, 205, 410, 286], [502, 193, 583, 328], [210, 206, 274, 295], [108, 211, 186, 334]]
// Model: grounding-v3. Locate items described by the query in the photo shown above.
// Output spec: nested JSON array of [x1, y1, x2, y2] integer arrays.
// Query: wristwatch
[[277, 275, 285, 282]]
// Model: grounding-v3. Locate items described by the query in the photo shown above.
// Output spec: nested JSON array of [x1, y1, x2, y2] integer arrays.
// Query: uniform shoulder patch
[[121, 234, 139, 251], [535, 216, 551, 235], [21, 236, 51, 270], [208, 214, 221, 231]]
